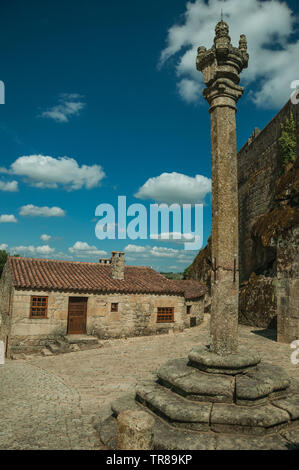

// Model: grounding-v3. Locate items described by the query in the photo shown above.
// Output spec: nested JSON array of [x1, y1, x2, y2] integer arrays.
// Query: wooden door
[[67, 297, 87, 334]]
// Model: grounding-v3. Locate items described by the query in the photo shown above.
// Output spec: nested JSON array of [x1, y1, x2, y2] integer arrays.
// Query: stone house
[[0, 252, 206, 357]]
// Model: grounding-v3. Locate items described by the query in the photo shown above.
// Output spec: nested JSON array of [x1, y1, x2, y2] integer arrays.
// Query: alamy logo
[[95, 196, 203, 250], [291, 340, 299, 365], [0, 81, 5, 104], [290, 80, 299, 105]]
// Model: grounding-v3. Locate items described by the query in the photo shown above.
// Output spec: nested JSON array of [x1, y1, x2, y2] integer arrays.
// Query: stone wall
[[238, 100, 299, 339], [8, 289, 204, 353], [242, 146, 299, 340], [239, 273, 277, 329], [0, 262, 13, 357], [238, 99, 299, 282], [277, 226, 299, 342], [185, 299, 204, 328]]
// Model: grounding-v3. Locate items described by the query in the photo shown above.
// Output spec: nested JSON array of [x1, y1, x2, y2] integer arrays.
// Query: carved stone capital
[[196, 20, 248, 111], [203, 78, 244, 112]]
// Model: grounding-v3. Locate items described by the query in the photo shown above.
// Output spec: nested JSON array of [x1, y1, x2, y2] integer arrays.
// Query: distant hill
[[160, 272, 184, 280]]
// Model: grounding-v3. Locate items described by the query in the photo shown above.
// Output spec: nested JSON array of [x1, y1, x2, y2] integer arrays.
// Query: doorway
[[67, 297, 88, 334]]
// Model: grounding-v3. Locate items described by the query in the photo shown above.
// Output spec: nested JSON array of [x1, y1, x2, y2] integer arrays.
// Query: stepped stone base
[[94, 347, 299, 450]]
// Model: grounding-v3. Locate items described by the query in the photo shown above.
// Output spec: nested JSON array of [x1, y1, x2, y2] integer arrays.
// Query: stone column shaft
[[197, 20, 249, 355], [210, 105, 239, 354]]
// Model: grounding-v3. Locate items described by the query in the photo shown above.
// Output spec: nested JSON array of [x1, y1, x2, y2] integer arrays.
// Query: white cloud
[[52, 251, 74, 260], [41, 234, 51, 242], [20, 205, 66, 217], [160, 0, 299, 109], [150, 232, 200, 245], [0, 243, 8, 250], [11, 245, 55, 256], [135, 172, 211, 204], [177, 78, 202, 103], [39, 93, 85, 123], [125, 244, 194, 262], [150, 246, 181, 258], [7, 154, 105, 190], [69, 241, 108, 258], [125, 244, 147, 253], [0, 214, 17, 223], [0, 180, 18, 192]]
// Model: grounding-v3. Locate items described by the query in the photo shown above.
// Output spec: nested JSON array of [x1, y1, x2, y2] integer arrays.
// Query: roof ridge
[[8, 256, 154, 268]]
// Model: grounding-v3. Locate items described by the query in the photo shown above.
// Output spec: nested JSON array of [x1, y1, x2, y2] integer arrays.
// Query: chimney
[[99, 258, 111, 265], [111, 251, 125, 280]]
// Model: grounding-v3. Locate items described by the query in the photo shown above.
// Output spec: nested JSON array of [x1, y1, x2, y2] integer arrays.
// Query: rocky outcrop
[[186, 237, 211, 292], [239, 274, 277, 329], [240, 155, 299, 331], [251, 155, 299, 252]]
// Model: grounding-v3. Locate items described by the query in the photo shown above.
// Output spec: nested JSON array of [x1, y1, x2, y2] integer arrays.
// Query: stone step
[[47, 343, 61, 354], [135, 378, 295, 435], [157, 358, 291, 407], [56, 338, 69, 349], [94, 394, 299, 450], [272, 394, 299, 421], [210, 402, 291, 435], [188, 345, 261, 375], [41, 348, 53, 356], [64, 335, 100, 348], [236, 363, 291, 405], [157, 358, 234, 403], [136, 380, 212, 431]]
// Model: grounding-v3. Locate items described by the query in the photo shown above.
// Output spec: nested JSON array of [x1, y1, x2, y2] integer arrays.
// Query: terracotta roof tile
[[172, 280, 207, 300], [8, 257, 185, 296]]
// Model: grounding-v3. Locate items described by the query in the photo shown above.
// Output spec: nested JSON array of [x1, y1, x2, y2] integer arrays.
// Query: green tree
[[279, 112, 296, 169], [0, 251, 20, 278], [0, 250, 8, 278], [183, 264, 191, 279]]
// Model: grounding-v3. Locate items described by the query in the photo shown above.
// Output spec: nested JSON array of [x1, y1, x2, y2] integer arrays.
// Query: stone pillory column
[[196, 21, 249, 355], [95, 20, 299, 451]]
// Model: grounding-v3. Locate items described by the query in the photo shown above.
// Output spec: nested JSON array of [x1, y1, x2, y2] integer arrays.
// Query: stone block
[[111, 394, 140, 416], [236, 363, 291, 405], [188, 345, 260, 375], [117, 410, 155, 450], [41, 348, 53, 356], [158, 358, 234, 403], [272, 395, 299, 420], [211, 403, 290, 435], [215, 433, 288, 450]]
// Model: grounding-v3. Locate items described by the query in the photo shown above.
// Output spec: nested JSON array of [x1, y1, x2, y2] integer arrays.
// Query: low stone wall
[[9, 334, 60, 354]]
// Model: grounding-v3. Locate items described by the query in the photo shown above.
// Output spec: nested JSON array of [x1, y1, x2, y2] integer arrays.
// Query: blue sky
[[0, 0, 298, 272]]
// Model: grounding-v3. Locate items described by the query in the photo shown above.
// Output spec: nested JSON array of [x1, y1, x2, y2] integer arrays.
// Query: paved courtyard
[[0, 315, 298, 450]]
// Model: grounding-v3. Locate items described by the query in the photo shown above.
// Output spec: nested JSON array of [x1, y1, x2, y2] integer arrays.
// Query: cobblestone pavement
[[0, 316, 298, 450]]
